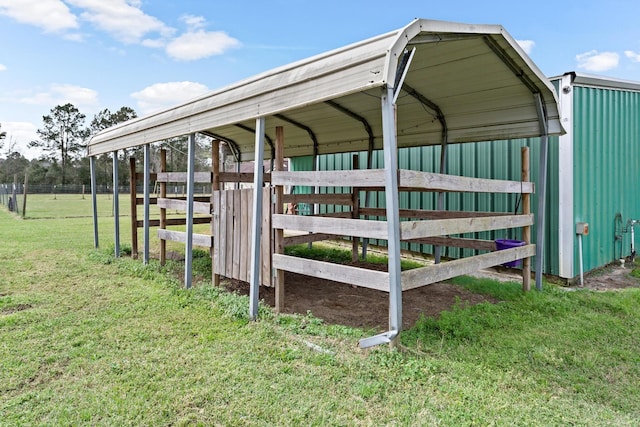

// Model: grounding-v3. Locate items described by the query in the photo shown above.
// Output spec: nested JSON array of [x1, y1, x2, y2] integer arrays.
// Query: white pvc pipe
[[578, 233, 584, 287]]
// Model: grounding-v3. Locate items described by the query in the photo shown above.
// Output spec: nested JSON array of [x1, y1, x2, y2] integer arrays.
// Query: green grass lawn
[[1, 197, 639, 425]]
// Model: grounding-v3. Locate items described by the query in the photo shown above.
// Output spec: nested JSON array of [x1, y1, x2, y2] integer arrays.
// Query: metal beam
[[90, 156, 99, 248], [534, 93, 549, 291], [482, 36, 540, 95], [112, 150, 120, 258], [249, 117, 266, 320], [201, 131, 241, 163], [143, 143, 151, 264], [273, 113, 319, 152], [184, 134, 196, 289], [235, 123, 275, 162]]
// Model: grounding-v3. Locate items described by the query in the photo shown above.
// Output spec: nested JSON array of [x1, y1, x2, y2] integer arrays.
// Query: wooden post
[[160, 150, 167, 266], [521, 146, 531, 292], [211, 141, 220, 286], [352, 154, 360, 262], [274, 126, 285, 313], [129, 158, 138, 259], [21, 172, 28, 218]]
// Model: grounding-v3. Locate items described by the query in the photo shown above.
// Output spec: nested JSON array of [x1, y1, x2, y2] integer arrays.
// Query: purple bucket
[[495, 239, 526, 268]]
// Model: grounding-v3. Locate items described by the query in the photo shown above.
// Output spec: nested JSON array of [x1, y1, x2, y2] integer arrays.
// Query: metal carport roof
[[87, 18, 564, 159]]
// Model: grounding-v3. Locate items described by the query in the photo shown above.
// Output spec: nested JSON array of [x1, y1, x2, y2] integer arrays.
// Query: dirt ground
[[576, 260, 640, 291], [223, 259, 640, 332]]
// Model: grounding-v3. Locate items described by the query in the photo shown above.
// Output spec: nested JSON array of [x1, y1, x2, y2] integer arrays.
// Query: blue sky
[[2, 0, 640, 159]]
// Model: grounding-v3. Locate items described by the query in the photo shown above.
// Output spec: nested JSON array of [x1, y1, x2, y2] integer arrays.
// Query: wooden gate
[[212, 187, 272, 287]]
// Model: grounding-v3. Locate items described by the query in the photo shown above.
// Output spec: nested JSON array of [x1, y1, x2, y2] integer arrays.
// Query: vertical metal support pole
[[90, 156, 99, 249], [521, 146, 531, 291], [113, 150, 120, 258], [359, 86, 402, 348], [129, 158, 138, 259], [211, 141, 220, 286], [160, 149, 167, 266], [249, 117, 266, 320], [184, 134, 196, 289], [534, 93, 549, 291], [143, 144, 151, 265], [274, 126, 285, 313]]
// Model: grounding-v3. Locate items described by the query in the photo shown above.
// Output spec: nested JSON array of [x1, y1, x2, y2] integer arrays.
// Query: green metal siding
[[572, 85, 640, 273]]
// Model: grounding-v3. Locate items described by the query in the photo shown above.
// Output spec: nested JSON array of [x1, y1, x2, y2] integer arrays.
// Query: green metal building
[[290, 72, 640, 281]]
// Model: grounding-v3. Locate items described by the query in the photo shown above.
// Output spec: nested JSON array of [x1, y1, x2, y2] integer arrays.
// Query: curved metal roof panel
[[88, 18, 563, 159]]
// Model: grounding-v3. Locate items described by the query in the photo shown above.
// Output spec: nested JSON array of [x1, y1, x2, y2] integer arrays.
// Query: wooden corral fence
[[271, 146, 535, 294], [130, 142, 534, 314]]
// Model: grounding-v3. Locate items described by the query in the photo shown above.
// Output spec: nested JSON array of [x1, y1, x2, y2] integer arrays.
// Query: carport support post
[[90, 156, 99, 249], [184, 134, 196, 289], [129, 158, 138, 259], [113, 150, 120, 258], [249, 117, 266, 320], [211, 141, 220, 286], [521, 146, 531, 291], [384, 86, 404, 347], [534, 94, 549, 291], [160, 149, 167, 266], [275, 126, 285, 312], [143, 143, 151, 265]]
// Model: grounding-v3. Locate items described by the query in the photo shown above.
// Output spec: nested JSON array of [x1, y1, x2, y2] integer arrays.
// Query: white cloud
[[516, 39, 535, 55], [576, 50, 620, 72], [166, 30, 241, 61], [131, 81, 210, 115], [0, 64, 6, 71], [66, 0, 174, 44], [624, 50, 640, 63], [0, 0, 240, 61], [181, 14, 206, 30], [0, 121, 40, 158], [18, 83, 99, 107], [0, 0, 78, 32]]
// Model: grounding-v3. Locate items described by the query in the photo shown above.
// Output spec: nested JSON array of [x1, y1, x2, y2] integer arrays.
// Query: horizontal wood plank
[[399, 170, 534, 194], [272, 170, 385, 187], [272, 254, 389, 291], [157, 198, 211, 214], [404, 236, 497, 251], [156, 172, 212, 183], [136, 217, 210, 228], [282, 193, 353, 206], [157, 229, 213, 248], [272, 214, 387, 239], [401, 244, 535, 290], [400, 214, 534, 240], [283, 233, 340, 246], [218, 172, 271, 183], [358, 208, 512, 219]]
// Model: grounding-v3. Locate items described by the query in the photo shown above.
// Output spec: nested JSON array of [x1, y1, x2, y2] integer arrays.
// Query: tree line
[[0, 104, 213, 189]]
